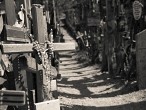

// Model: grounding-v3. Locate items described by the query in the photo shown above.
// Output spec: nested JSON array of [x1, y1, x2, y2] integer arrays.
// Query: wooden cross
[[1, 43, 75, 54], [76, 32, 85, 46], [30, 5, 75, 104], [1, 2, 75, 110], [4, 0, 16, 25]]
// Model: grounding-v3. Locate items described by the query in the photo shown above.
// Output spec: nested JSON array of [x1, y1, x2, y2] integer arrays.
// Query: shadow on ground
[[59, 72, 138, 99], [59, 50, 138, 99], [61, 100, 146, 110]]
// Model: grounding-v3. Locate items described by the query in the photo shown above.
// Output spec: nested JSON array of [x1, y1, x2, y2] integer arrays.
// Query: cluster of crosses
[[0, 0, 75, 110]]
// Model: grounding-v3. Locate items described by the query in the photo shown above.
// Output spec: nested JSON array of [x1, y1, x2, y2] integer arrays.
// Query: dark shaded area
[[63, 20, 77, 40]]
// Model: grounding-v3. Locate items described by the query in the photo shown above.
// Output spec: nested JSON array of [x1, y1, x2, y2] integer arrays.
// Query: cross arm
[[1, 43, 76, 54]]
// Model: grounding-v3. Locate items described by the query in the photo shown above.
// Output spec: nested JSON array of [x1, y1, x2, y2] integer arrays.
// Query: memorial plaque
[[133, 0, 143, 20]]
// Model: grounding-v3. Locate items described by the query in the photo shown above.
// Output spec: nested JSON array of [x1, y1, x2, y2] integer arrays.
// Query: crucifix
[[1, 2, 75, 110]]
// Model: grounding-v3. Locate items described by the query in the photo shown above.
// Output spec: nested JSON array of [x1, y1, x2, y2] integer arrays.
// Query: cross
[[1, 2, 75, 110]]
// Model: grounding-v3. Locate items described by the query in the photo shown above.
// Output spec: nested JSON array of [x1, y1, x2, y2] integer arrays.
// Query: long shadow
[[61, 60, 99, 71], [61, 59, 89, 64], [59, 54, 74, 58], [60, 71, 100, 78], [58, 72, 138, 99], [59, 51, 76, 54], [61, 62, 88, 66], [60, 65, 93, 71], [62, 100, 146, 110], [61, 70, 99, 74], [60, 57, 87, 62], [59, 52, 76, 56], [60, 59, 78, 62]]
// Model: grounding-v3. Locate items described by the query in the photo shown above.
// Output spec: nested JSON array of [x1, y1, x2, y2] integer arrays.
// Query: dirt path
[[58, 27, 146, 110]]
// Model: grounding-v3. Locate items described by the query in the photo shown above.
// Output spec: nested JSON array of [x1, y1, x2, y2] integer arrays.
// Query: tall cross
[[0, 3, 75, 110]]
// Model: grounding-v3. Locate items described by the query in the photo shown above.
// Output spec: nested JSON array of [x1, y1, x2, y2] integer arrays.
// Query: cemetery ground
[[0, 27, 146, 110], [58, 27, 146, 110]]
